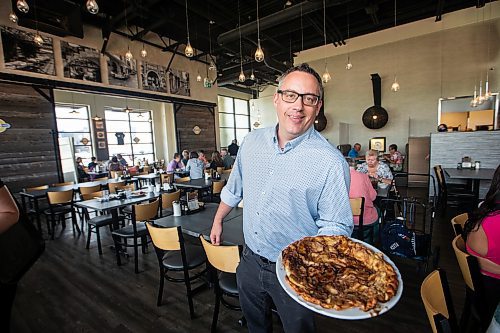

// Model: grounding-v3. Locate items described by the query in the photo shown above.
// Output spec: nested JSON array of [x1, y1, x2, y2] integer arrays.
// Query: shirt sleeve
[[316, 159, 354, 237], [378, 163, 393, 179]]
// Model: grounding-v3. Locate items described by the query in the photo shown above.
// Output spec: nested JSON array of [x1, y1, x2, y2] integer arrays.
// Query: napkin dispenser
[[173, 201, 181, 216]]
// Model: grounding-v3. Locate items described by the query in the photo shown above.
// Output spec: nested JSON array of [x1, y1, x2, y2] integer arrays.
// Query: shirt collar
[[272, 125, 316, 153]]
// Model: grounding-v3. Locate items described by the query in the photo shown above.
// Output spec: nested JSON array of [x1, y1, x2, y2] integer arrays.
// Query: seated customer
[[356, 150, 393, 186], [108, 156, 123, 172], [167, 153, 183, 173], [87, 157, 98, 171], [348, 160, 379, 243], [464, 164, 500, 326], [210, 151, 224, 171], [384, 144, 404, 172], [220, 148, 234, 169], [181, 150, 190, 167], [76, 157, 88, 181], [185, 151, 204, 180], [348, 143, 362, 159]]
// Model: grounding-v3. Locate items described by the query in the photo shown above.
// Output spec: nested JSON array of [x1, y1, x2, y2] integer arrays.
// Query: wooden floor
[[10, 202, 468, 333]]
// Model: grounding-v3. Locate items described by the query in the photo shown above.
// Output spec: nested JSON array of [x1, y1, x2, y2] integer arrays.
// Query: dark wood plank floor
[[10, 202, 468, 333]]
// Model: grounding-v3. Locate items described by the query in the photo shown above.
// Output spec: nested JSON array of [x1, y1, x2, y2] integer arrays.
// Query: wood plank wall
[[0, 82, 59, 193], [175, 104, 216, 155]]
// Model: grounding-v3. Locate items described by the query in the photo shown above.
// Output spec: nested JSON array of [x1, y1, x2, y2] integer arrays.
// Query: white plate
[[276, 237, 403, 320]]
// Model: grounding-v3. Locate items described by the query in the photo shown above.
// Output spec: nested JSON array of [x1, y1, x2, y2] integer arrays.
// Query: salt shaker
[[475, 161, 480, 169]]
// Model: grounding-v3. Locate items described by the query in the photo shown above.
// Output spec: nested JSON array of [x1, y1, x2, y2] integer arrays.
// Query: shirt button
[[254, 231, 257, 234], [257, 250, 260, 253], [262, 191, 265, 195]]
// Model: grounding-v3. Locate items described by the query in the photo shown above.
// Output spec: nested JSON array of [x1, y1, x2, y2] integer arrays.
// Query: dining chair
[[81, 191, 125, 255], [146, 223, 207, 319], [108, 181, 126, 194], [433, 165, 474, 211], [110, 171, 122, 179], [160, 190, 181, 217], [222, 169, 232, 175], [450, 213, 468, 237], [420, 269, 458, 333], [51, 181, 74, 187], [94, 176, 109, 181], [199, 236, 241, 332], [451, 235, 487, 332], [112, 198, 159, 273], [116, 184, 136, 192], [24, 185, 49, 229], [43, 189, 79, 240], [210, 180, 226, 203], [143, 166, 151, 173], [216, 166, 224, 175], [175, 176, 191, 183], [350, 197, 376, 244], [77, 184, 102, 228], [161, 173, 172, 185]]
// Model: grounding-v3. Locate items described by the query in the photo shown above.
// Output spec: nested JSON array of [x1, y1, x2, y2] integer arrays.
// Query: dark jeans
[[0, 282, 17, 332], [236, 246, 315, 333]]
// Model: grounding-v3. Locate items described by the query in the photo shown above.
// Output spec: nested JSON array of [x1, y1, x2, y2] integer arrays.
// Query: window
[[55, 104, 93, 165], [218, 96, 250, 147], [104, 108, 155, 165]]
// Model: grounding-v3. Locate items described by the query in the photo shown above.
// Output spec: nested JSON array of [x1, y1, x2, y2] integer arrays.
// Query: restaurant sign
[[0, 118, 11, 133]]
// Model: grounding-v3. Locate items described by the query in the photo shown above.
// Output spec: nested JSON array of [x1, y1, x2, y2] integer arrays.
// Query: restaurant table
[[87, 171, 108, 180], [154, 203, 243, 244], [444, 168, 495, 205], [173, 178, 213, 191]]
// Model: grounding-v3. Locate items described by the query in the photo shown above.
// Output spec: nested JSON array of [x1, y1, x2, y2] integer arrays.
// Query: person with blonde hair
[[356, 149, 393, 185]]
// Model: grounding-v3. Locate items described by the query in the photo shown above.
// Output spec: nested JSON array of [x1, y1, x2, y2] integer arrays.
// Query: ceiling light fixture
[[17, 0, 29, 13], [140, 45, 147, 58], [86, 0, 99, 14], [254, 0, 264, 62], [207, 18, 217, 84], [391, 0, 400, 92], [184, 0, 194, 57], [321, 0, 331, 83], [32, 0, 43, 46], [238, 0, 246, 82], [69, 92, 80, 114], [125, 47, 133, 61], [123, 0, 133, 61], [91, 94, 102, 120], [345, 7, 353, 70], [9, 12, 18, 23]]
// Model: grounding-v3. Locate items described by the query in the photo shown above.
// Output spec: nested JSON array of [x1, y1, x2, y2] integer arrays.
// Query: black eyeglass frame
[[277, 90, 321, 106]]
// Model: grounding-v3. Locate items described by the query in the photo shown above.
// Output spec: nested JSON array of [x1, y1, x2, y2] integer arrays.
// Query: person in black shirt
[[227, 139, 239, 157], [87, 157, 98, 171]]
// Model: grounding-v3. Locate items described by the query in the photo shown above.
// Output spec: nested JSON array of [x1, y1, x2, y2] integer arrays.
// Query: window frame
[[217, 95, 250, 147]]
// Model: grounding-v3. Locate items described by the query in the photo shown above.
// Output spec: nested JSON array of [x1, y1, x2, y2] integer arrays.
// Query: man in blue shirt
[[210, 63, 353, 333], [348, 142, 362, 159]]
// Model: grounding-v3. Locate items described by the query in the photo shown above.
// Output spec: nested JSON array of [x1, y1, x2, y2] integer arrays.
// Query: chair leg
[[133, 237, 139, 274], [112, 235, 122, 266], [86, 224, 92, 249], [157, 268, 165, 306], [71, 209, 80, 234], [211, 288, 221, 333], [184, 271, 195, 319], [51, 215, 56, 240], [96, 227, 103, 255], [460, 292, 472, 331]]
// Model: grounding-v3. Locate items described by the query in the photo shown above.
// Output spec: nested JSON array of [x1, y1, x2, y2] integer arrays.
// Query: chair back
[[212, 180, 225, 195], [47, 189, 74, 205], [336, 144, 352, 156], [116, 184, 136, 192], [161, 173, 172, 184], [450, 213, 468, 236], [133, 198, 160, 222], [452, 235, 480, 291], [25, 185, 49, 191], [146, 223, 181, 251], [143, 166, 151, 173], [222, 169, 232, 174], [51, 181, 74, 187], [216, 166, 224, 175], [175, 176, 191, 183], [161, 190, 181, 209], [81, 191, 103, 201], [110, 171, 122, 179], [79, 184, 101, 195], [420, 269, 458, 333], [108, 181, 126, 194], [199, 236, 240, 273], [433, 165, 446, 192]]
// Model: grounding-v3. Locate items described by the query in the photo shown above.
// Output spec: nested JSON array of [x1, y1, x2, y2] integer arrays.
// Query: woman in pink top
[[464, 164, 500, 327], [348, 160, 378, 242]]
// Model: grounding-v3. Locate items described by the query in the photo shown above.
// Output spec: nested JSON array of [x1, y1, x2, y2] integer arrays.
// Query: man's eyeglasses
[[277, 90, 320, 106]]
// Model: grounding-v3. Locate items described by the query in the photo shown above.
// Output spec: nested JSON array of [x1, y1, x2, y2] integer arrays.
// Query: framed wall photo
[[98, 141, 106, 149], [95, 121, 104, 129], [96, 131, 105, 139], [369, 137, 386, 152]]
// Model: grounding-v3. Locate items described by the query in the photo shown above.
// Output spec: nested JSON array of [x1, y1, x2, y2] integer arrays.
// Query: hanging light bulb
[[86, 0, 99, 14], [209, 60, 216, 71], [33, 33, 44, 46], [321, 0, 330, 84], [9, 12, 18, 23], [470, 85, 478, 107], [484, 75, 492, 100], [477, 80, 485, 105], [125, 47, 133, 61], [250, 70, 255, 81], [322, 63, 331, 83], [140, 45, 147, 58], [184, 40, 194, 57], [196, 73, 202, 82], [239, 69, 246, 82], [254, 0, 265, 62], [391, 76, 400, 92], [17, 0, 29, 13], [346, 55, 353, 70]]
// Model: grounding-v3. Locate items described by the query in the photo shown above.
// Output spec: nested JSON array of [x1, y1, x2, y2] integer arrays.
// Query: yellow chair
[[210, 180, 226, 202], [146, 223, 207, 319], [161, 173, 173, 184], [222, 169, 232, 174], [112, 199, 160, 273], [450, 213, 468, 236], [200, 236, 241, 332], [51, 181, 74, 187], [108, 181, 126, 194], [161, 190, 181, 216], [110, 170, 122, 179], [175, 176, 191, 183], [44, 189, 79, 239], [79, 184, 101, 196], [420, 269, 458, 333], [216, 166, 224, 175]]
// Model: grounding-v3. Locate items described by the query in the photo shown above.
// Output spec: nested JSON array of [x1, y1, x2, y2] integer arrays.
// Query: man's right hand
[[210, 221, 223, 245]]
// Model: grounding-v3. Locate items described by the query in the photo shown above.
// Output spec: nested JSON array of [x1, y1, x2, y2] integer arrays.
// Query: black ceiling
[[13, 0, 489, 95]]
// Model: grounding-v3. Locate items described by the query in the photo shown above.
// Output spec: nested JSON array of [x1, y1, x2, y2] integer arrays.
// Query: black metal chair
[[43, 189, 79, 239]]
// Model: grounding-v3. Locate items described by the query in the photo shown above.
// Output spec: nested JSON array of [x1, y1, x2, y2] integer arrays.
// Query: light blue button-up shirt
[[220, 125, 353, 261]]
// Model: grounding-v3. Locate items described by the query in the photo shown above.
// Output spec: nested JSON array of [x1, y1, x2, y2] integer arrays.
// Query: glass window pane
[[56, 119, 90, 132], [108, 145, 133, 157], [131, 133, 152, 143], [55, 105, 89, 119], [235, 115, 249, 128], [219, 113, 234, 127], [59, 132, 92, 145], [234, 99, 248, 115], [133, 144, 154, 155], [107, 132, 131, 145], [106, 120, 129, 132], [218, 96, 234, 114], [219, 128, 234, 148], [129, 112, 151, 121], [134, 153, 154, 164], [236, 129, 249, 144], [105, 110, 128, 120], [130, 122, 152, 132]]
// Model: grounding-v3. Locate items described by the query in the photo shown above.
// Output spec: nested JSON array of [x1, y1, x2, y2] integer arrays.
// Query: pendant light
[[345, 7, 353, 70], [140, 46, 147, 58], [184, 0, 194, 57], [125, 47, 133, 61], [238, 0, 245, 82], [207, 18, 217, 83], [69, 92, 79, 114], [9, 12, 18, 23], [17, 0, 29, 13], [391, 0, 400, 92], [32, 0, 43, 46], [254, 0, 264, 62], [321, 0, 331, 83], [86, 0, 99, 14], [91, 94, 102, 121], [124, 0, 133, 60]]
